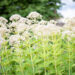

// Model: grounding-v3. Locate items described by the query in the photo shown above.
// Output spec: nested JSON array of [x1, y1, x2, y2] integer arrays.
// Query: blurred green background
[[0, 0, 62, 20]]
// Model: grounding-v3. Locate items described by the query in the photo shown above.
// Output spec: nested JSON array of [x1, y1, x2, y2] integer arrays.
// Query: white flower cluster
[[0, 17, 9, 38], [38, 20, 48, 25], [32, 24, 61, 37], [10, 14, 21, 21], [9, 34, 21, 45], [9, 22, 29, 34], [0, 11, 75, 46], [0, 27, 9, 37], [27, 11, 42, 20], [18, 17, 28, 23], [59, 17, 75, 39], [63, 17, 75, 29], [0, 34, 5, 47], [49, 20, 57, 24], [0, 17, 8, 24], [0, 22, 5, 28]]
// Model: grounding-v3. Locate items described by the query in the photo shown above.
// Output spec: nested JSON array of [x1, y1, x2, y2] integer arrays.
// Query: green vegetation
[[0, 0, 62, 20], [0, 33, 75, 75]]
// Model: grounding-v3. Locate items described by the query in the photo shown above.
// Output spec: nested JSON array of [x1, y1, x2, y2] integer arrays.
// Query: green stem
[[44, 48, 46, 75], [29, 45, 35, 75], [54, 56, 57, 75], [68, 41, 70, 75], [19, 62, 24, 75], [52, 34, 57, 75], [42, 37, 46, 75]]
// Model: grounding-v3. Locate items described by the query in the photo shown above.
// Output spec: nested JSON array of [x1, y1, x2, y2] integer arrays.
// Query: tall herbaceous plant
[[0, 12, 75, 75]]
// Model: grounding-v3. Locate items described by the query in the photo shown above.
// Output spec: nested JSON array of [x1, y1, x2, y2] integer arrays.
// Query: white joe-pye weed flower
[[16, 23, 29, 34], [63, 24, 71, 30], [72, 27, 75, 33], [0, 22, 6, 28], [18, 17, 28, 23], [9, 21, 31, 35], [0, 34, 5, 47], [46, 24, 61, 34], [62, 30, 72, 37], [0, 27, 9, 37], [24, 19, 38, 25], [8, 22, 18, 33], [0, 12, 75, 46], [49, 20, 57, 24], [25, 19, 33, 25], [18, 17, 38, 25], [61, 30, 75, 40], [27, 11, 42, 20], [9, 14, 21, 21], [22, 31, 30, 39], [0, 17, 8, 24], [9, 22, 19, 28], [64, 17, 75, 27], [38, 20, 48, 25], [9, 34, 24, 46], [32, 24, 61, 37]]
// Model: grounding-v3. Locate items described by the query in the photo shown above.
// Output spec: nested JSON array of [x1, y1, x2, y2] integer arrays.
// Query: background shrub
[[0, 0, 62, 20]]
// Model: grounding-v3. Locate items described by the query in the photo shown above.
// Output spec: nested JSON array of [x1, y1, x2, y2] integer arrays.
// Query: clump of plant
[[0, 12, 75, 75], [0, 33, 75, 75]]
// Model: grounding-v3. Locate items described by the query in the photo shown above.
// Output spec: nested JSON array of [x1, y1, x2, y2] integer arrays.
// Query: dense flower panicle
[[9, 21, 30, 34], [9, 14, 21, 21], [18, 17, 38, 25], [62, 30, 72, 37], [38, 20, 48, 25], [0, 17, 8, 24], [0, 34, 5, 47], [9, 34, 23, 45], [49, 20, 57, 24], [18, 17, 28, 23], [27, 11, 42, 20], [25, 19, 33, 25], [0, 12, 75, 46], [64, 17, 75, 27], [9, 22, 18, 28], [0, 22, 6, 28], [0, 27, 9, 37], [22, 31, 31, 39], [63, 23, 75, 34], [16, 23, 29, 34], [71, 17, 75, 26], [8, 22, 18, 34], [32, 24, 61, 37], [47, 22, 56, 26], [72, 27, 75, 33], [61, 30, 75, 40], [30, 19, 39, 25]]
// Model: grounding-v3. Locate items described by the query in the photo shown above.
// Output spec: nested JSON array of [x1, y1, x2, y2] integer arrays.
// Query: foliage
[[0, 0, 62, 20], [0, 33, 75, 75]]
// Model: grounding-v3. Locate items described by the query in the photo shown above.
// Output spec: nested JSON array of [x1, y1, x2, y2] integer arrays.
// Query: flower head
[[9, 34, 22, 46], [27, 11, 42, 20], [0, 17, 8, 24], [9, 14, 21, 21]]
